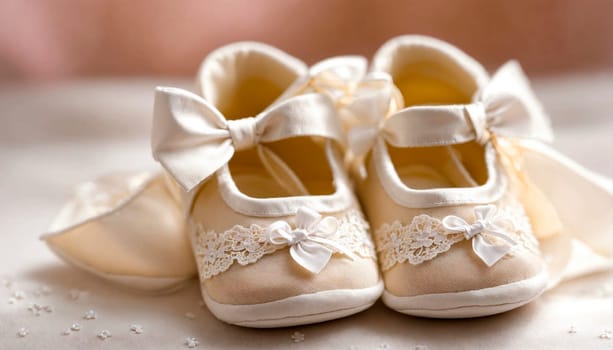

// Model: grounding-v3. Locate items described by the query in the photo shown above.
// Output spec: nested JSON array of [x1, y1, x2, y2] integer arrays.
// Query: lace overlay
[[193, 210, 375, 279], [375, 201, 539, 271]]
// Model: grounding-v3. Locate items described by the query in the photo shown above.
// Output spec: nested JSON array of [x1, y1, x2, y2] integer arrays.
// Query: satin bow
[[442, 205, 518, 266], [281, 56, 403, 177], [282, 56, 403, 134], [267, 207, 357, 274], [347, 61, 553, 175], [151, 87, 343, 192]]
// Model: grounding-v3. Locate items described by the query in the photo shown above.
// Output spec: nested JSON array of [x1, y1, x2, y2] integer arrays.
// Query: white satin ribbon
[[442, 205, 518, 266], [151, 87, 344, 192], [346, 61, 554, 174], [267, 207, 357, 274]]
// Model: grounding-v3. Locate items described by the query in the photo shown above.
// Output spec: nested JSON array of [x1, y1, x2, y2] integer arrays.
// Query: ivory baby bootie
[[152, 42, 382, 327], [346, 35, 552, 317]]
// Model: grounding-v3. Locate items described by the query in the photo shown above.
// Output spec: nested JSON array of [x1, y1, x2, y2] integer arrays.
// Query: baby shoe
[[347, 35, 553, 317], [42, 172, 196, 292], [151, 42, 382, 327]]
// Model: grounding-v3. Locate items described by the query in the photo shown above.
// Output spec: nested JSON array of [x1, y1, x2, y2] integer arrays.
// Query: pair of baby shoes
[[43, 36, 612, 327]]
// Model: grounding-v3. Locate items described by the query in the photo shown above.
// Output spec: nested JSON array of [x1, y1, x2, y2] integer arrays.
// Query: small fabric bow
[[267, 207, 357, 274], [442, 205, 518, 266], [151, 87, 343, 192], [346, 61, 553, 175]]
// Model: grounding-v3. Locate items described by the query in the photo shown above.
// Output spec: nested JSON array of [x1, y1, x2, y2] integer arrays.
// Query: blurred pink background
[[1, 0, 612, 81]]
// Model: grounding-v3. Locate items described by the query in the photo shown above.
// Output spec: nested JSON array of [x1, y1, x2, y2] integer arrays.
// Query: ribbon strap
[[346, 61, 554, 165], [151, 87, 344, 192]]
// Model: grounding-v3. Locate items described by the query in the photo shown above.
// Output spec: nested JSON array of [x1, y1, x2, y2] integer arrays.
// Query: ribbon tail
[[493, 136, 563, 240], [519, 140, 612, 256], [518, 140, 613, 285], [309, 237, 358, 261], [472, 235, 512, 267], [290, 241, 333, 274]]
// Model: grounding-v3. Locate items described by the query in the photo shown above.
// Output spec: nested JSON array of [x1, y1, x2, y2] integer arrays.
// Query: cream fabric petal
[[41, 172, 196, 293]]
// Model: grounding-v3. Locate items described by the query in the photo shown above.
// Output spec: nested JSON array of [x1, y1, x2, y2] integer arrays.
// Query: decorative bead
[[71, 323, 81, 331], [62, 329, 71, 336], [568, 326, 577, 334], [13, 290, 26, 300], [184, 337, 199, 348], [599, 330, 612, 340]]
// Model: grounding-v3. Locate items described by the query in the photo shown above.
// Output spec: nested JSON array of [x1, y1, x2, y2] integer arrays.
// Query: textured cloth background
[[0, 73, 612, 349]]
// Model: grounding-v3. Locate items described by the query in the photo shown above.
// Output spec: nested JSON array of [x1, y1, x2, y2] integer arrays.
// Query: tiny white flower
[[184, 337, 199, 348], [98, 330, 112, 340], [17, 327, 29, 337], [291, 331, 305, 343], [83, 310, 97, 320], [130, 324, 144, 334]]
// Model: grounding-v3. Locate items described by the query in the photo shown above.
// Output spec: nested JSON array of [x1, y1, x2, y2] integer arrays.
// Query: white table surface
[[1, 73, 612, 349]]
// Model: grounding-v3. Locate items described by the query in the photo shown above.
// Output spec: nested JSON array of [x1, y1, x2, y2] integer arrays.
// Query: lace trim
[[193, 210, 375, 279], [375, 201, 539, 271]]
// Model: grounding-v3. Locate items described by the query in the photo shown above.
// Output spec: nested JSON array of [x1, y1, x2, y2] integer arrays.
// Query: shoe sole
[[381, 270, 548, 318], [202, 281, 384, 327]]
